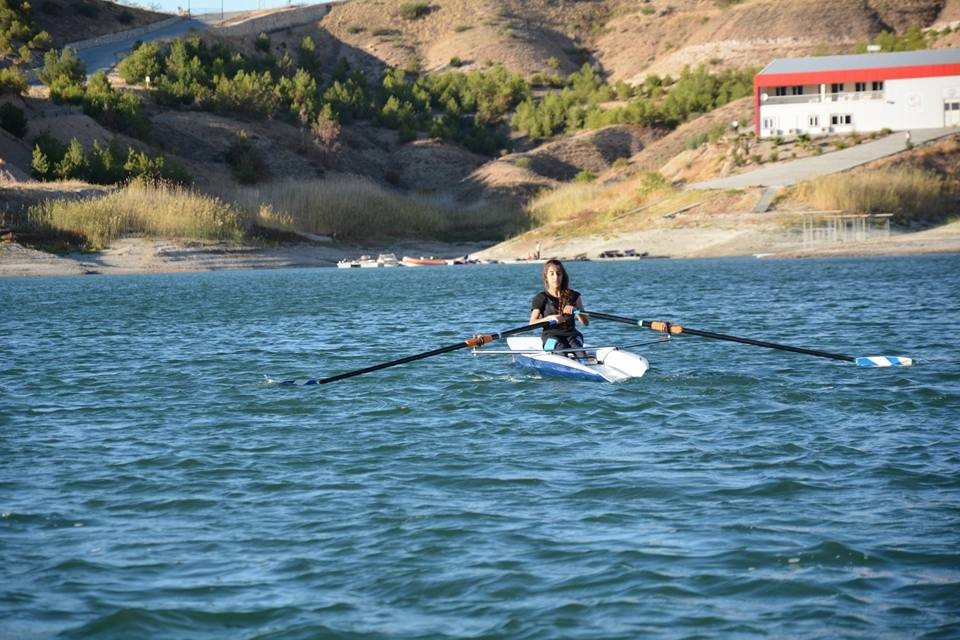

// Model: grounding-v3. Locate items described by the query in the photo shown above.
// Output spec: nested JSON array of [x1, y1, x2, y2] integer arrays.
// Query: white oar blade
[[854, 356, 914, 367]]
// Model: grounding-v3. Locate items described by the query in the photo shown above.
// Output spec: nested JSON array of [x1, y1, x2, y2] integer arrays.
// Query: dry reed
[[28, 181, 246, 250], [232, 175, 525, 240], [798, 168, 952, 223]]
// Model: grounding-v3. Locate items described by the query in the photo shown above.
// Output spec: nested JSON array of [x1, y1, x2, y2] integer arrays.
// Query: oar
[[585, 311, 913, 367], [280, 319, 557, 385]]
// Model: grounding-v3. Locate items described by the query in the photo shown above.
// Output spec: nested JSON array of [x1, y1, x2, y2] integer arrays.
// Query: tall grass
[[797, 168, 954, 223], [27, 181, 246, 250], [232, 175, 525, 241], [526, 182, 608, 226], [526, 171, 674, 229]]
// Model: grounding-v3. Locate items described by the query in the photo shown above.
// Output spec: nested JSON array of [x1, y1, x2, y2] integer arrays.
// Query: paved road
[[75, 18, 209, 76], [687, 127, 957, 190]]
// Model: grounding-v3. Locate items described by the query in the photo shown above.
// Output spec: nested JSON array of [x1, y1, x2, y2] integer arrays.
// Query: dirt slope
[[33, 0, 171, 47]]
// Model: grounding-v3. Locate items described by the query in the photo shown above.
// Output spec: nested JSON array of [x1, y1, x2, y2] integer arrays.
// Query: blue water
[[2, 255, 959, 639]]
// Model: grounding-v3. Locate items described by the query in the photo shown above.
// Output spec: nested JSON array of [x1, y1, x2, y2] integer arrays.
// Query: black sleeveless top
[[531, 289, 582, 340]]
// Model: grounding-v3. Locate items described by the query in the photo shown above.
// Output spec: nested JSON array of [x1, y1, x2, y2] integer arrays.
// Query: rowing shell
[[501, 337, 649, 382]]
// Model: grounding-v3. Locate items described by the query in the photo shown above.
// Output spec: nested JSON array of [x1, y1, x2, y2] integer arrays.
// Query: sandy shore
[[0, 238, 486, 277], [2, 223, 959, 277]]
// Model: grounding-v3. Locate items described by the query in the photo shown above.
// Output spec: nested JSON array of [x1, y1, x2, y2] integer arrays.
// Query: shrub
[[449, 56, 463, 68], [224, 131, 268, 184], [39, 48, 86, 102], [400, 1, 430, 20], [574, 169, 595, 183], [254, 32, 270, 53], [684, 132, 709, 149], [31, 144, 52, 180], [118, 9, 134, 24], [118, 41, 163, 84], [0, 102, 28, 137], [0, 66, 28, 94]]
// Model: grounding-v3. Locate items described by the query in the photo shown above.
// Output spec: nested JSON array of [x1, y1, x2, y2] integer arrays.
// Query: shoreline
[[2, 223, 960, 277]]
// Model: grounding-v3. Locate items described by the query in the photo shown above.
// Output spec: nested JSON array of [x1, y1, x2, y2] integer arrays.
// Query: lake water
[[2, 255, 959, 639]]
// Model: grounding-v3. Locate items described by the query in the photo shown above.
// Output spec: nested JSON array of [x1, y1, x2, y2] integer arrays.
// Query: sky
[[117, 0, 332, 16]]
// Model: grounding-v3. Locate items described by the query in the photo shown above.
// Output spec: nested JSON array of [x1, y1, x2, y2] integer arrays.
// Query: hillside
[[320, 0, 960, 80], [2, 0, 959, 262], [33, 0, 170, 47]]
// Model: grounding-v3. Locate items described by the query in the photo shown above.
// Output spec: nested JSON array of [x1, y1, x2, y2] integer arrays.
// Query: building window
[[855, 82, 867, 92], [830, 114, 853, 125], [831, 83, 843, 93], [762, 117, 776, 130], [872, 81, 884, 91], [791, 85, 804, 95], [774, 87, 787, 96], [808, 115, 820, 128]]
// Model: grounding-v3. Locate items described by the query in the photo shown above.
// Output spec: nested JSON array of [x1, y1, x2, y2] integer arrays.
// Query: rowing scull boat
[[473, 336, 652, 382]]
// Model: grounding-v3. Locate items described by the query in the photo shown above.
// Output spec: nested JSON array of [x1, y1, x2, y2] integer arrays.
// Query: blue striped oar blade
[[854, 356, 914, 367]]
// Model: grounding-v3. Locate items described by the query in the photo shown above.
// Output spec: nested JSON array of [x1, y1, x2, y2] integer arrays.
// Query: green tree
[[39, 48, 86, 102], [298, 35, 319, 75], [31, 144, 51, 180], [118, 41, 163, 84], [56, 138, 89, 180], [0, 65, 27, 94]]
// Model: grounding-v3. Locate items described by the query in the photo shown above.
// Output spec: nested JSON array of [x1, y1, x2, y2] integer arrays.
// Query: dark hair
[[542, 259, 573, 317]]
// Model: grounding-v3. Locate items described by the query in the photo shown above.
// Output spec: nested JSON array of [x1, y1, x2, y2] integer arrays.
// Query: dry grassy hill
[[320, 0, 959, 81], [3, 0, 960, 253], [33, 0, 170, 47]]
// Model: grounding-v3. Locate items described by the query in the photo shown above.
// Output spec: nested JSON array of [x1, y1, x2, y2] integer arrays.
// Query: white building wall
[[758, 74, 960, 138]]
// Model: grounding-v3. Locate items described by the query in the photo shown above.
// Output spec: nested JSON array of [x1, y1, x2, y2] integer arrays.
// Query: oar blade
[[854, 355, 914, 367]]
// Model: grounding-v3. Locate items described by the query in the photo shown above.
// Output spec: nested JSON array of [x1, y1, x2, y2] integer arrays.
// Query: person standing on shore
[[529, 259, 589, 355]]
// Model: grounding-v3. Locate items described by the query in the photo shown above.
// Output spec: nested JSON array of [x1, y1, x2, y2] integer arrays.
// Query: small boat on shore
[[473, 336, 650, 382], [336, 258, 360, 268], [378, 253, 400, 267], [402, 256, 448, 267]]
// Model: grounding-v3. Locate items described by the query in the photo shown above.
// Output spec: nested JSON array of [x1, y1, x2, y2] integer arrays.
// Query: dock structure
[[801, 212, 892, 248]]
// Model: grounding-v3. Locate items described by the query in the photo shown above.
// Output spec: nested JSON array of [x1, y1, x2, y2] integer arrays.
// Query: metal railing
[[762, 90, 884, 106], [801, 213, 892, 247]]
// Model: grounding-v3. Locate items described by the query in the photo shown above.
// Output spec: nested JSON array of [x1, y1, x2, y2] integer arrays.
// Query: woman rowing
[[529, 259, 589, 357]]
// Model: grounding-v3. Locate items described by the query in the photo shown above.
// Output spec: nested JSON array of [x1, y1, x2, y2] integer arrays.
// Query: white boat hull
[[506, 337, 649, 382]]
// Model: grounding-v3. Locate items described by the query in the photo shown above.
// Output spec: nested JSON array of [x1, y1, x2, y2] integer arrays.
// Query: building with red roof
[[754, 48, 960, 138]]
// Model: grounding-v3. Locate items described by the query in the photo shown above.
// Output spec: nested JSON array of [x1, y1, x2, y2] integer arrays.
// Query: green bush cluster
[[113, 34, 753, 159], [30, 133, 191, 185], [513, 64, 755, 140], [38, 50, 148, 136], [224, 131, 268, 184], [1, 0, 51, 66], [117, 36, 527, 155], [854, 26, 927, 53], [399, 1, 430, 20], [0, 65, 27, 93], [378, 64, 528, 153]]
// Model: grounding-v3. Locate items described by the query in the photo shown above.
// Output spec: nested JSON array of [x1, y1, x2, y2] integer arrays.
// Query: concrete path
[[74, 18, 208, 76], [687, 127, 957, 190]]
